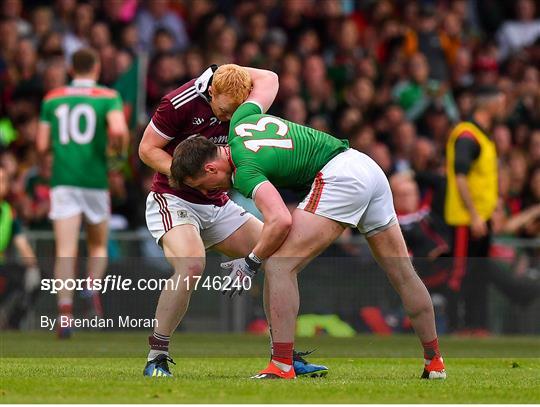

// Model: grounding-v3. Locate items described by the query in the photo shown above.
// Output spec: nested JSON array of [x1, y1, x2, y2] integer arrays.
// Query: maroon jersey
[[149, 74, 229, 206]]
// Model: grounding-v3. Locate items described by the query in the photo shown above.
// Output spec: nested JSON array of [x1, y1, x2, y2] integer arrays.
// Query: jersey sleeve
[[107, 92, 124, 113], [150, 96, 188, 140], [454, 133, 480, 175], [229, 137, 268, 198], [39, 99, 52, 124], [233, 166, 268, 198], [229, 101, 263, 132]]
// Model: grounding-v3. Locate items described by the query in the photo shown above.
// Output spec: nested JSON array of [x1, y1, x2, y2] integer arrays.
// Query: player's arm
[[36, 122, 50, 154], [13, 229, 41, 292], [251, 181, 292, 260], [139, 123, 173, 176], [13, 233, 38, 269], [36, 99, 51, 154], [220, 179, 291, 297], [106, 92, 130, 154], [454, 135, 486, 238], [138, 98, 179, 176], [244, 67, 279, 113], [106, 110, 129, 154]]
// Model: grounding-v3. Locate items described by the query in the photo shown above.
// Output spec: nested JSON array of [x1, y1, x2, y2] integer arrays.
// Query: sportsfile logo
[[40, 274, 252, 294]]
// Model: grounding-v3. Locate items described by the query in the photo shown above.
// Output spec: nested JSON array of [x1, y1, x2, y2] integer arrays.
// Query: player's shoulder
[[90, 85, 120, 99], [162, 79, 200, 110], [43, 86, 70, 102], [43, 85, 118, 102]]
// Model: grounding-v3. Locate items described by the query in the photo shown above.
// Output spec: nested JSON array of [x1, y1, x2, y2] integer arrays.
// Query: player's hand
[[24, 266, 41, 293], [220, 253, 262, 298], [470, 214, 487, 239]]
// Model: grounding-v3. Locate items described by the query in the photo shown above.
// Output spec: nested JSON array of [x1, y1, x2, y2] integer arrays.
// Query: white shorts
[[49, 186, 110, 225], [297, 149, 397, 236], [145, 192, 254, 249]]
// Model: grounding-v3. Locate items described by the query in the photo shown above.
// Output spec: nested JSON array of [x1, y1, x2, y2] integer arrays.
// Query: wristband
[[245, 252, 262, 271]]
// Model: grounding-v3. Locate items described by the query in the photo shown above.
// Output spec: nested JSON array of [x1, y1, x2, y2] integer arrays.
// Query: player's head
[[71, 47, 100, 80], [170, 136, 233, 196], [209, 64, 252, 122], [474, 86, 506, 119]]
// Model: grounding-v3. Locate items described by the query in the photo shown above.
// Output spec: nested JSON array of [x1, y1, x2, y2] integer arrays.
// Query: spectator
[[493, 123, 513, 163], [21, 153, 51, 230], [30, 7, 54, 46], [301, 54, 336, 120], [368, 142, 393, 176], [508, 65, 540, 130], [0, 164, 41, 307], [62, 2, 94, 61], [136, 0, 188, 53], [391, 120, 417, 172], [283, 96, 307, 126], [208, 25, 237, 65], [451, 47, 474, 88], [496, 0, 540, 61], [392, 52, 458, 124], [1, 0, 31, 37], [492, 164, 540, 237], [90, 22, 112, 51], [349, 123, 375, 154], [403, 4, 449, 82], [152, 27, 175, 55]]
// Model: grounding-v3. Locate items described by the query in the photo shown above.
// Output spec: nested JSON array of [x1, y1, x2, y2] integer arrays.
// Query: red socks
[[272, 342, 293, 366], [422, 338, 441, 359], [58, 302, 73, 317]]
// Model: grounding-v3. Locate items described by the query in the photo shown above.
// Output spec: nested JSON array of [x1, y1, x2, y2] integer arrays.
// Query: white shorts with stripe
[[297, 149, 397, 236], [145, 192, 254, 249], [49, 186, 110, 224]]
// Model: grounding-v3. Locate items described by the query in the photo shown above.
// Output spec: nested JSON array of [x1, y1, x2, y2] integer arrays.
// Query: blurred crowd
[[1, 0, 540, 235], [1, 0, 540, 333]]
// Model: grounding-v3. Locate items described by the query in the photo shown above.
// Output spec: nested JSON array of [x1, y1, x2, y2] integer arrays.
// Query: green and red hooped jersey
[[228, 102, 349, 198], [39, 80, 123, 189]]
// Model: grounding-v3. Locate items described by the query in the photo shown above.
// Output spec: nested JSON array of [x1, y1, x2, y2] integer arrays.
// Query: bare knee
[[265, 257, 303, 280], [87, 244, 107, 258], [172, 258, 205, 288]]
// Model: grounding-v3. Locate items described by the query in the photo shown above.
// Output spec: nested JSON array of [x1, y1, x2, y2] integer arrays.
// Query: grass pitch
[[1, 332, 539, 403]]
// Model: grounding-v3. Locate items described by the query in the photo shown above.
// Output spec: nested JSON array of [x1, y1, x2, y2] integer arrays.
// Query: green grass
[[1, 332, 539, 403]]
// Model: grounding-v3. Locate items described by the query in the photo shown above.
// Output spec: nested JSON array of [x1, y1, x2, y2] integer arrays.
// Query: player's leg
[[367, 224, 436, 341], [357, 150, 445, 379], [144, 192, 206, 377], [49, 186, 84, 338], [53, 215, 81, 337], [210, 216, 275, 335], [210, 217, 273, 341], [365, 224, 445, 379], [205, 207, 279, 363], [85, 220, 108, 317], [81, 188, 111, 317], [211, 214, 326, 376], [157, 224, 206, 335], [144, 223, 205, 377], [254, 209, 345, 379]]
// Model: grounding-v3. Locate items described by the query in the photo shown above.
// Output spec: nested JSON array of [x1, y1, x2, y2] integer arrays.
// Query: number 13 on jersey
[[234, 117, 293, 152]]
